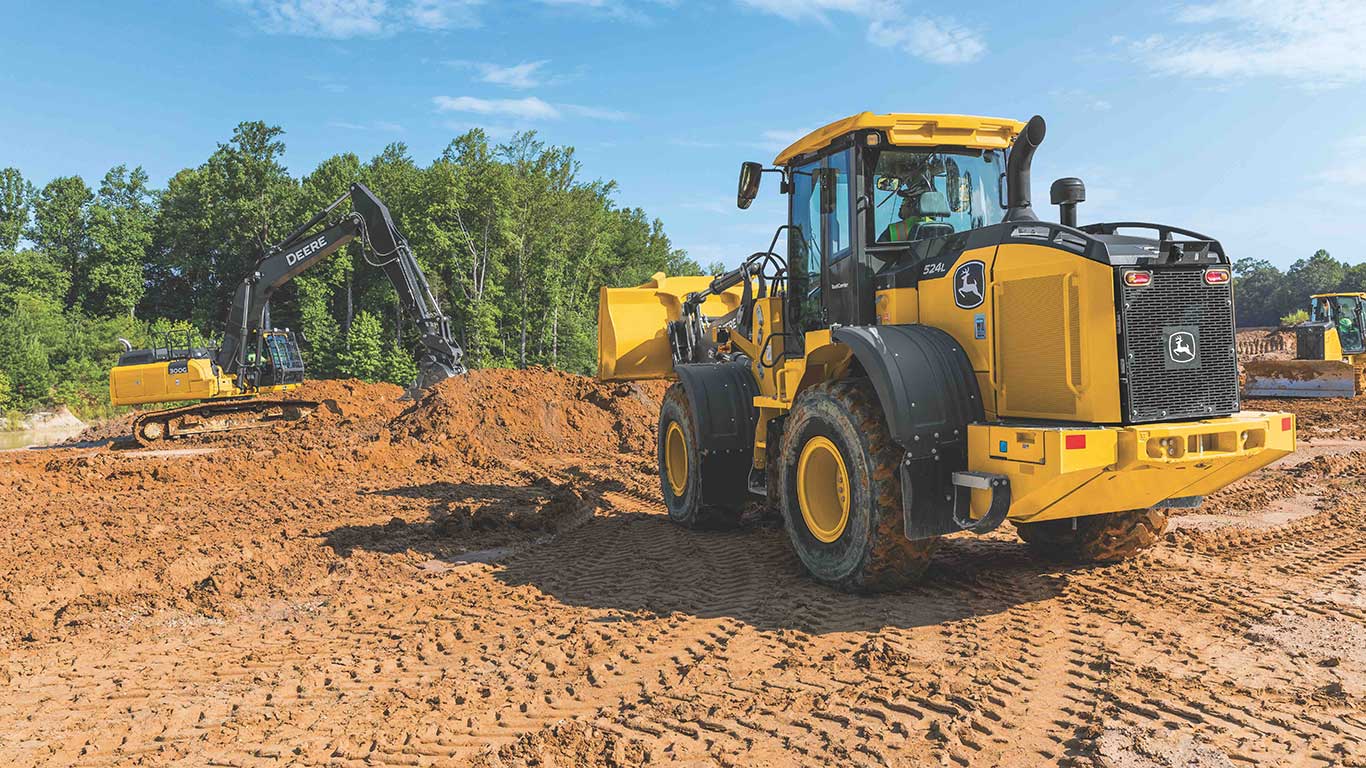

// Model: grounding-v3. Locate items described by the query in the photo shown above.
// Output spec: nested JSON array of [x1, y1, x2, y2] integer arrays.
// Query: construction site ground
[[1, 368, 1363, 767]]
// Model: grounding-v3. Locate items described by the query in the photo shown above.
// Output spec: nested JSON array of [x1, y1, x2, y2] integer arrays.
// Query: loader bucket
[[598, 272, 744, 381], [1243, 358, 1360, 398]]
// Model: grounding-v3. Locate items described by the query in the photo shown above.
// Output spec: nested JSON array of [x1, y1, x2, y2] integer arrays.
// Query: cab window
[[869, 148, 1006, 243]]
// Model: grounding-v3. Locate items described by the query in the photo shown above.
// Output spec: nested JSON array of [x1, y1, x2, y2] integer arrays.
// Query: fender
[[831, 325, 985, 539], [674, 361, 760, 505]]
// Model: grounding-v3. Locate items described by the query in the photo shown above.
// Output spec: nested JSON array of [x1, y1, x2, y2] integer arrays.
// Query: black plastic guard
[[832, 325, 984, 540], [674, 362, 760, 505]]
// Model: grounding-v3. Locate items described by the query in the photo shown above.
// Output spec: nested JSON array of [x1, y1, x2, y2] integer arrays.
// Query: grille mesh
[[1120, 269, 1239, 422]]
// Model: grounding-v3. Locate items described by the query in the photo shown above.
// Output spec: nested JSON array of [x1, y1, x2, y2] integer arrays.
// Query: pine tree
[[336, 310, 384, 382]]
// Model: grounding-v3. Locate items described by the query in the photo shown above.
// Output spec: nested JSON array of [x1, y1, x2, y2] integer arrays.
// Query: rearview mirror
[[818, 168, 838, 215], [875, 176, 900, 192], [737, 161, 762, 210]]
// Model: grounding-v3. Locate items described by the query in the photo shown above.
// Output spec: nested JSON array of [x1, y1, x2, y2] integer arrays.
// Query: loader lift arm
[[219, 182, 466, 389]]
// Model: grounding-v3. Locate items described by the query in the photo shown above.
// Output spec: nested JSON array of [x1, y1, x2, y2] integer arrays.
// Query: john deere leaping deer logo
[[1168, 331, 1197, 364], [954, 260, 985, 309]]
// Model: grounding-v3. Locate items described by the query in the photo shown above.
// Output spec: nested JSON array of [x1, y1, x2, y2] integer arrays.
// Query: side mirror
[[737, 161, 763, 210], [1049, 177, 1086, 227], [817, 168, 838, 215]]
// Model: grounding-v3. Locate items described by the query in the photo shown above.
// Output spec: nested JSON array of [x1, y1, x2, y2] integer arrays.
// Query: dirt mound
[[392, 367, 667, 459], [1248, 396, 1366, 440]]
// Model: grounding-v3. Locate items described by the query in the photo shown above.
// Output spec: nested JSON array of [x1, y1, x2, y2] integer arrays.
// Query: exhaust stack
[[1003, 115, 1046, 223]]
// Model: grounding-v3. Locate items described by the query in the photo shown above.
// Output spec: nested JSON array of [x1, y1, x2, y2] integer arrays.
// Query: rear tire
[[779, 379, 937, 592], [1014, 507, 1168, 563], [657, 384, 744, 529]]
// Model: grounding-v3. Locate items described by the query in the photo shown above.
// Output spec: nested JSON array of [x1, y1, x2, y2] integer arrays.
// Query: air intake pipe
[[1003, 115, 1046, 223]]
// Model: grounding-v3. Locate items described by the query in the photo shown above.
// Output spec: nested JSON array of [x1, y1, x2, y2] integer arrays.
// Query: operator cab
[[1311, 293, 1366, 355]]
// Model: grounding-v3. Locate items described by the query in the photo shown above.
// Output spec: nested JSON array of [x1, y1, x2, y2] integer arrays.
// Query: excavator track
[[131, 399, 318, 447]]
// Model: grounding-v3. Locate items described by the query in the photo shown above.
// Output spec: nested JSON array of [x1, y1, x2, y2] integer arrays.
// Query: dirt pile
[[2, 375, 1363, 767], [392, 367, 667, 460]]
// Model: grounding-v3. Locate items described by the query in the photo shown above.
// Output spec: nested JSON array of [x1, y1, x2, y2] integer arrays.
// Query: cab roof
[[774, 112, 1026, 166], [1312, 292, 1366, 299]]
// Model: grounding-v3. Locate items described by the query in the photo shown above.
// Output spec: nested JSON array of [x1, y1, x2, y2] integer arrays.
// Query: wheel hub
[[665, 421, 688, 497], [797, 435, 850, 543]]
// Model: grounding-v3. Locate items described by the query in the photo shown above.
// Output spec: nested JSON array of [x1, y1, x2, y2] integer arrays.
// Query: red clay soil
[[1, 370, 1362, 767]]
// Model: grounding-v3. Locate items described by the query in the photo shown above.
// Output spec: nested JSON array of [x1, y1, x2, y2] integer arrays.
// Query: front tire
[[1014, 507, 1168, 563], [657, 384, 744, 529], [779, 379, 937, 592]]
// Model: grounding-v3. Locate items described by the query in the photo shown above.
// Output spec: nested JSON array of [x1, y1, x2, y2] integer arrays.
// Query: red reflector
[[1204, 268, 1231, 285], [1123, 270, 1151, 287], [1281, 416, 1292, 431], [1065, 434, 1087, 450]]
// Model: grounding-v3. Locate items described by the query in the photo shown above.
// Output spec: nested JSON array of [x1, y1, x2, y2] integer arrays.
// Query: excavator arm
[[218, 182, 466, 389]]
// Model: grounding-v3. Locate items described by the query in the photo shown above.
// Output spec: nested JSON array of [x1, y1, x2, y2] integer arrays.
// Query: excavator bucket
[[1243, 358, 1361, 398], [598, 272, 743, 381]]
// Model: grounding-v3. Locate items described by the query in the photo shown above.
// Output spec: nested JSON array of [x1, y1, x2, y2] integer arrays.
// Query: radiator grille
[[998, 274, 1077, 417], [1120, 269, 1239, 422]]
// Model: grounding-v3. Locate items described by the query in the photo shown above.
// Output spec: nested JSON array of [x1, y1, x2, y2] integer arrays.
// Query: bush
[[1280, 309, 1309, 327]]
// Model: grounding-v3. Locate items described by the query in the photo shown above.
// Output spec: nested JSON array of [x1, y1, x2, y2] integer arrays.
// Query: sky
[[1, 0, 1364, 270]]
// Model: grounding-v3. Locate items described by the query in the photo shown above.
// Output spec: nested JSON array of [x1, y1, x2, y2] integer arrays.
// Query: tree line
[[0, 121, 716, 417], [1233, 250, 1366, 327]]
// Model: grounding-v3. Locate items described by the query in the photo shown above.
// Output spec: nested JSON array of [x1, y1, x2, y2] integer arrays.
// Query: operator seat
[[911, 191, 953, 241]]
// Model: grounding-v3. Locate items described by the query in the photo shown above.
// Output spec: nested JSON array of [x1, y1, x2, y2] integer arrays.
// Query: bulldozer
[[1243, 292, 1366, 398], [110, 183, 465, 445], [598, 112, 1297, 591]]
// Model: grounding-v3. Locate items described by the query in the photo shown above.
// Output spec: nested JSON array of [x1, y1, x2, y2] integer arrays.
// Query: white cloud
[[233, 0, 480, 38], [433, 96, 562, 120], [1315, 135, 1366, 186], [1126, 0, 1366, 89], [737, 0, 986, 64], [449, 60, 555, 89], [867, 16, 985, 65], [407, 0, 481, 29], [561, 103, 632, 121], [432, 96, 631, 122], [754, 129, 807, 153], [327, 120, 405, 132]]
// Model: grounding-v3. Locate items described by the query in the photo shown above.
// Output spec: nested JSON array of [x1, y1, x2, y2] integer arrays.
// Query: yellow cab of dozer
[[599, 111, 1296, 591]]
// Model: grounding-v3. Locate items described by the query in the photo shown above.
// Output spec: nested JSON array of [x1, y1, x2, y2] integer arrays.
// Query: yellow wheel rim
[[665, 421, 689, 497], [797, 435, 851, 543]]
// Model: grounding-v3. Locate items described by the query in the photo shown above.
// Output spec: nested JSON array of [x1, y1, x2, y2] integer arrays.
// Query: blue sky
[[1, 0, 1363, 270]]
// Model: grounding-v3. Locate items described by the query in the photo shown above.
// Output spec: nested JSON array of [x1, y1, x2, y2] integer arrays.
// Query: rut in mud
[[1, 369, 1362, 767]]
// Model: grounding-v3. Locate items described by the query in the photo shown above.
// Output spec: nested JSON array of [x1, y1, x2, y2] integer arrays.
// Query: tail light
[[1123, 270, 1152, 287], [1204, 267, 1231, 285]]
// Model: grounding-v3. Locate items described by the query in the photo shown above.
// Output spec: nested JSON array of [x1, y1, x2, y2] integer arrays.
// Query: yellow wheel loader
[[598, 113, 1296, 591], [1243, 293, 1366, 398]]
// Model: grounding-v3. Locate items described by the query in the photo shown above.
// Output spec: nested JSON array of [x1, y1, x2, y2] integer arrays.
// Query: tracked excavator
[[1244, 292, 1366, 398], [110, 183, 465, 445], [598, 112, 1297, 591]]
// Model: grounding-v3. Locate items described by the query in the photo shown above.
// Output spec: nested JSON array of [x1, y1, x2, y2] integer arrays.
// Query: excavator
[[1244, 292, 1366, 398], [109, 183, 465, 444], [598, 112, 1296, 592]]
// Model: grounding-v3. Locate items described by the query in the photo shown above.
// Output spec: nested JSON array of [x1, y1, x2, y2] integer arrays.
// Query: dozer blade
[[597, 272, 743, 381], [1243, 358, 1359, 398]]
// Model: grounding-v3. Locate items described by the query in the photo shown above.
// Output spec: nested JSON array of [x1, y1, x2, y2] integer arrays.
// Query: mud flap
[[899, 463, 1010, 539], [674, 362, 760, 505]]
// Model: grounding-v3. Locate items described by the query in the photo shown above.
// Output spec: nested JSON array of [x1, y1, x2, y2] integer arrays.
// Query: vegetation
[[0, 122, 702, 419], [1234, 250, 1366, 327]]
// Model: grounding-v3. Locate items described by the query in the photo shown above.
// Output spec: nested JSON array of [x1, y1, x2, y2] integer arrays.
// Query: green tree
[[0, 250, 71, 311], [0, 370, 14, 412], [85, 165, 154, 316], [336, 310, 384, 382], [0, 167, 32, 252], [380, 339, 417, 386], [28, 175, 93, 308]]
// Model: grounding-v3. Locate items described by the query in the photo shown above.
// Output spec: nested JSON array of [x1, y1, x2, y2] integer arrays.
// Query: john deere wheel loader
[[598, 113, 1296, 591], [110, 183, 465, 445], [1244, 293, 1366, 398]]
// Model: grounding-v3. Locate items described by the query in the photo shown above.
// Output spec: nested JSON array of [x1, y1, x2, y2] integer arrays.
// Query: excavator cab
[[246, 329, 306, 389]]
